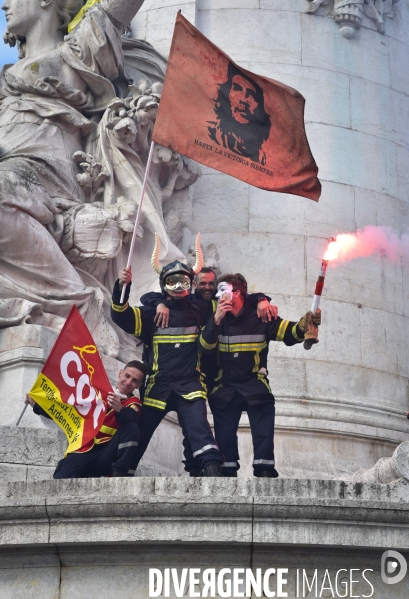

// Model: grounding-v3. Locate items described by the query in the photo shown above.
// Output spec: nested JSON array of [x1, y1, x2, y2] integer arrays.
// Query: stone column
[[132, 0, 409, 479]]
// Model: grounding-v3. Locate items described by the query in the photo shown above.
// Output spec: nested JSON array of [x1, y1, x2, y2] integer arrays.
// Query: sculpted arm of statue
[[101, 0, 146, 28]]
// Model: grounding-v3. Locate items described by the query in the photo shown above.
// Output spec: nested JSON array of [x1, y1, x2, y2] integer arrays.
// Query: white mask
[[216, 281, 233, 301]]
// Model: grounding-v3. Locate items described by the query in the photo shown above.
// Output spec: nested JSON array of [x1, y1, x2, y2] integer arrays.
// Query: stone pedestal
[[0, 477, 408, 598], [0, 326, 58, 428], [132, 0, 409, 479]]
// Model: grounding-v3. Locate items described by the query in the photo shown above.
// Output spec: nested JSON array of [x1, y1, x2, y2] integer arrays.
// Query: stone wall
[[1, 477, 408, 598], [132, 0, 409, 479]]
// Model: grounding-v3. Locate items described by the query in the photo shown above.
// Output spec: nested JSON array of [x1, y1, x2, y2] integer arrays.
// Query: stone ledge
[[0, 426, 66, 467], [1, 477, 408, 550]]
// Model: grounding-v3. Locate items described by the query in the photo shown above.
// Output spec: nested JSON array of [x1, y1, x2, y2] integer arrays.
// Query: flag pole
[[120, 140, 155, 304], [15, 403, 28, 426]]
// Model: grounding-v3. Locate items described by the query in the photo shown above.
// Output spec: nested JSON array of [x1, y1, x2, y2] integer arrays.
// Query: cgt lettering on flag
[[29, 306, 112, 454], [153, 13, 321, 201]]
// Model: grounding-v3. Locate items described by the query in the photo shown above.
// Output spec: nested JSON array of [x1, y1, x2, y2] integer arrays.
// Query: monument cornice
[[1, 478, 409, 550]]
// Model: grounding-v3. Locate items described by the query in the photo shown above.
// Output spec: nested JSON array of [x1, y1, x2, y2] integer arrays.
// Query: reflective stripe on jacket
[[111, 280, 213, 410], [199, 298, 304, 404]]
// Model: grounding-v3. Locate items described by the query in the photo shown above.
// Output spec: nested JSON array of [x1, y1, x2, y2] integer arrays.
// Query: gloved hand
[[298, 309, 321, 332], [312, 308, 321, 326]]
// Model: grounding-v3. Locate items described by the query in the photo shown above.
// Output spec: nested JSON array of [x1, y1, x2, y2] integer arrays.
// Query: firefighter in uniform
[[199, 273, 321, 478], [25, 361, 145, 478], [138, 266, 278, 475], [110, 234, 224, 476], [139, 269, 276, 391]]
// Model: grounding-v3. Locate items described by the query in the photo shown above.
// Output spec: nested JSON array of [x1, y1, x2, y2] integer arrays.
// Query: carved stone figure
[[306, 0, 400, 38], [0, 0, 199, 359], [187, 241, 221, 275]]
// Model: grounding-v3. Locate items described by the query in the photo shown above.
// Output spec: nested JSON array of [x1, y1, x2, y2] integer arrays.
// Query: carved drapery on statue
[[0, 3, 200, 361], [306, 0, 400, 38]]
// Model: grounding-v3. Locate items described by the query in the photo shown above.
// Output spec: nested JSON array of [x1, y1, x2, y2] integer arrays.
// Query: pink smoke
[[324, 226, 409, 264]]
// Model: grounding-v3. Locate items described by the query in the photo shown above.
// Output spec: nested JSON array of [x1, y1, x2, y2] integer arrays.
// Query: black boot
[[202, 463, 222, 477], [112, 470, 132, 477], [189, 468, 203, 477], [255, 469, 279, 478]]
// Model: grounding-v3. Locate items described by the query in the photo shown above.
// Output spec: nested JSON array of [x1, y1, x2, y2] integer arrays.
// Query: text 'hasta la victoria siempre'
[[153, 13, 321, 202]]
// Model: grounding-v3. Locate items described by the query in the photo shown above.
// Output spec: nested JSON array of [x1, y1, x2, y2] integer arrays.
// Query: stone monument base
[[0, 323, 403, 480], [0, 477, 408, 598]]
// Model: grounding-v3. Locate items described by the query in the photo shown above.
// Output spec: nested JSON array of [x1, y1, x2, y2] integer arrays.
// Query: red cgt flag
[[153, 13, 321, 201], [29, 306, 112, 454]]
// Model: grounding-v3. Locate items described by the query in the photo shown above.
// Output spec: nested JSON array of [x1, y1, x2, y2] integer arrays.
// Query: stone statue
[[306, 0, 400, 37], [0, 0, 199, 360]]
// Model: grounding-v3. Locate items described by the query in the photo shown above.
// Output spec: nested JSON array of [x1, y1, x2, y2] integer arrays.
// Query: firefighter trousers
[[133, 392, 223, 472], [53, 420, 140, 479], [209, 393, 277, 476]]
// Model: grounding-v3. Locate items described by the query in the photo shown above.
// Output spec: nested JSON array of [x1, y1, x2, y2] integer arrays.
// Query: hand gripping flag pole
[[119, 140, 155, 305]]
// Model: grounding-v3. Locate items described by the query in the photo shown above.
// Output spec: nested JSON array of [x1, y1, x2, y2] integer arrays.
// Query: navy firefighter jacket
[[140, 291, 271, 394], [111, 280, 213, 410], [199, 298, 305, 406]]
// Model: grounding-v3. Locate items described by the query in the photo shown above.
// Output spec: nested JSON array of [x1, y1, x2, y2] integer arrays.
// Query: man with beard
[[208, 62, 271, 165], [140, 267, 277, 389], [138, 266, 278, 476]]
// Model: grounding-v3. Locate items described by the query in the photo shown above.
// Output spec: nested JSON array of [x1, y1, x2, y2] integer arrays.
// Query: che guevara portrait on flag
[[207, 61, 271, 166], [153, 13, 321, 201]]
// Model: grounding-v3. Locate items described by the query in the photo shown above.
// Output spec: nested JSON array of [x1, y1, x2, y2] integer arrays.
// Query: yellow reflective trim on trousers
[[144, 397, 167, 410], [182, 390, 207, 400], [132, 307, 142, 337], [200, 336, 218, 350], [197, 358, 207, 393], [219, 341, 267, 352], [99, 424, 117, 436], [253, 348, 261, 373], [276, 320, 289, 342], [144, 376, 155, 397], [210, 368, 224, 396], [257, 373, 272, 392], [152, 340, 159, 373], [292, 323, 304, 342], [111, 301, 129, 313]]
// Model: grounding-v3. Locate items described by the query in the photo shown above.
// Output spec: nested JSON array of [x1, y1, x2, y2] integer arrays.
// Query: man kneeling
[[25, 361, 146, 479]]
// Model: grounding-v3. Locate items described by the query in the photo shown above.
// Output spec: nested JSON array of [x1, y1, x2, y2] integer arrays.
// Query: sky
[[0, 12, 18, 66]]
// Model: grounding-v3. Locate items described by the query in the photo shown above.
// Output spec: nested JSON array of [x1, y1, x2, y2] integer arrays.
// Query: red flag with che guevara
[[153, 13, 321, 201], [29, 306, 112, 454]]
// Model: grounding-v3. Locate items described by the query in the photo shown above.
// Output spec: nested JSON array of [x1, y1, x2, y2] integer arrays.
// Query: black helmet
[[159, 261, 194, 293]]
